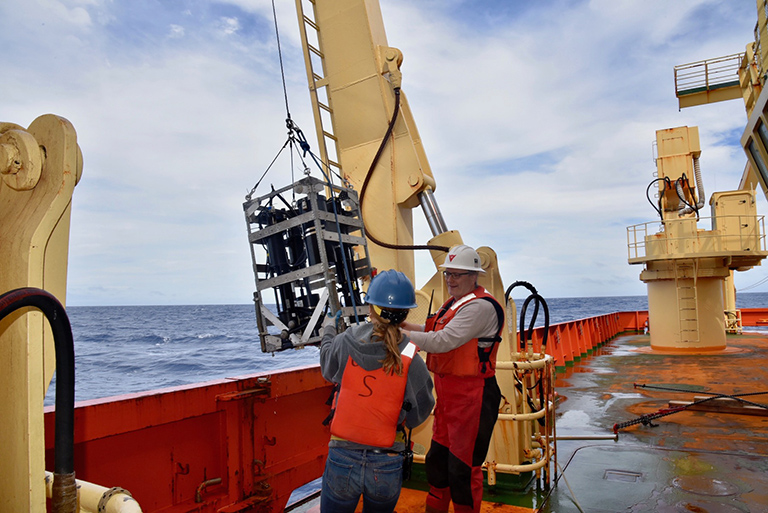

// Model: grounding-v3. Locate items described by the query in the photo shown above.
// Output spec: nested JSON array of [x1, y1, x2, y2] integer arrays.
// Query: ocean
[[44, 293, 768, 406]]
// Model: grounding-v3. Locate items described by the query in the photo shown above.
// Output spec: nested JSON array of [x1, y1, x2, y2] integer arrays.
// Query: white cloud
[[219, 16, 240, 35], [168, 24, 185, 39]]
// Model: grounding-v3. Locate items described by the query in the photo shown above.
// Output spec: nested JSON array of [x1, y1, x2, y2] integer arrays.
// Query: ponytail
[[373, 321, 404, 375]]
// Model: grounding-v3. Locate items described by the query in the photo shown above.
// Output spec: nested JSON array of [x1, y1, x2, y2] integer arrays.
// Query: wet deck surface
[[295, 331, 768, 512], [545, 331, 768, 512]]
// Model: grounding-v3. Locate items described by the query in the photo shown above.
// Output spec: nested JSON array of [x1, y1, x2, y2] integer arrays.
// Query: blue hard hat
[[364, 270, 418, 309]]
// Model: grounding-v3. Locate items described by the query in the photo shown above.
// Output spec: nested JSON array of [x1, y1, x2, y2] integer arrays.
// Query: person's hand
[[400, 321, 424, 332], [322, 310, 342, 331]]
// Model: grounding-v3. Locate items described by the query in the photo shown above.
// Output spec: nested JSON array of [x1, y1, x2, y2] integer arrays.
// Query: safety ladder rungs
[[322, 130, 338, 141], [317, 102, 332, 113], [307, 43, 324, 59], [302, 15, 319, 31], [310, 78, 330, 91]]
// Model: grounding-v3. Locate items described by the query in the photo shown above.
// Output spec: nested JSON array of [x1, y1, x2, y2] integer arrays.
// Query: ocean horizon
[[44, 293, 768, 406]]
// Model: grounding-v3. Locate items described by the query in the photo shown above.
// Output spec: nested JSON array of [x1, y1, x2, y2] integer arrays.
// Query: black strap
[[476, 296, 505, 344], [322, 383, 339, 426], [476, 296, 505, 373], [435, 298, 454, 322]]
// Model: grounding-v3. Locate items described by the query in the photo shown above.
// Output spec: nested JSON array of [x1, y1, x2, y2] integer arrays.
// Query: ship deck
[[295, 329, 768, 512], [401, 329, 768, 512], [539, 330, 768, 512], [43, 314, 768, 513]]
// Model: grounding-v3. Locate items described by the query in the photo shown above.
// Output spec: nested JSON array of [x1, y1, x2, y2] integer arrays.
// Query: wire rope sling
[[243, 2, 371, 352]]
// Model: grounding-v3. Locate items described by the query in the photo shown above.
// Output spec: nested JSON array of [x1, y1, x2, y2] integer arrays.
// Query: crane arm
[[295, 0, 440, 279]]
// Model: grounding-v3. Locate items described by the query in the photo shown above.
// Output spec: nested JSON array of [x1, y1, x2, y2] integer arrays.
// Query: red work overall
[[424, 288, 503, 513]]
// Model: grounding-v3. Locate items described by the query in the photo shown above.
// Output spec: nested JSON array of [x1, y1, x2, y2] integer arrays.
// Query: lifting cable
[[247, 0, 314, 199], [246, 2, 363, 320], [613, 384, 768, 433], [358, 88, 450, 253], [272, 0, 290, 123]]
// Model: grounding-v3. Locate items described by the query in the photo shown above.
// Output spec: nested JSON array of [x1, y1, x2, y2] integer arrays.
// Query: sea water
[[44, 293, 768, 406]]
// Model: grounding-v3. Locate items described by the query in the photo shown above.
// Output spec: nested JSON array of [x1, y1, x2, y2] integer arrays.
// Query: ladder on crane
[[295, 0, 343, 181], [674, 259, 700, 344]]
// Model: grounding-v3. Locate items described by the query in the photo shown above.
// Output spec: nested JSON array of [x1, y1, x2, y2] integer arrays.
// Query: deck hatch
[[603, 469, 644, 483]]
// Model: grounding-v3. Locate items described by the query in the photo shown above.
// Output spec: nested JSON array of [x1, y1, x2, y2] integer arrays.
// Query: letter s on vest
[[330, 343, 416, 447]]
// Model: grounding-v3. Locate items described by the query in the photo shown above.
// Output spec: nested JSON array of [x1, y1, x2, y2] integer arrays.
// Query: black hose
[[645, 177, 668, 220], [675, 174, 699, 219], [0, 288, 75, 475], [505, 280, 537, 300], [506, 281, 548, 426], [359, 88, 450, 253], [520, 293, 549, 352], [505, 281, 549, 352]]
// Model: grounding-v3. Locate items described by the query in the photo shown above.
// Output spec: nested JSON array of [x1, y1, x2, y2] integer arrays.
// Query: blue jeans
[[321, 447, 403, 513]]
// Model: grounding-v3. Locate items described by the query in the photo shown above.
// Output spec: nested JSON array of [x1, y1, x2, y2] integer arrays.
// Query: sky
[[1, 0, 765, 306]]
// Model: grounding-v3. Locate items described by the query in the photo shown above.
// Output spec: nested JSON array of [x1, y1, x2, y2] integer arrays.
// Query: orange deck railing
[[529, 308, 768, 369], [520, 311, 649, 369]]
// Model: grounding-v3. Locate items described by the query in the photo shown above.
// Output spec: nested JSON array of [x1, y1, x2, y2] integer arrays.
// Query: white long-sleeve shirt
[[407, 298, 499, 353]]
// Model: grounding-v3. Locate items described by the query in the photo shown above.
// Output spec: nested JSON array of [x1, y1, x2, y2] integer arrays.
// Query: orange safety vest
[[330, 342, 417, 448], [426, 287, 504, 378]]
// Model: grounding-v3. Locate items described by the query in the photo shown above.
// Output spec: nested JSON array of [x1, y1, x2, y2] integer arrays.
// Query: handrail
[[674, 53, 744, 97], [626, 215, 767, 261]]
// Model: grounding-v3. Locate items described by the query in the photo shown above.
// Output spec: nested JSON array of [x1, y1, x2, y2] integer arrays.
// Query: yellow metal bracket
[[0, 114, 82, 512]]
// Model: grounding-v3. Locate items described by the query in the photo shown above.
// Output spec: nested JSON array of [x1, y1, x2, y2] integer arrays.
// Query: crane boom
[[295, 0, 439, 279], [292, 0, 556, 485]]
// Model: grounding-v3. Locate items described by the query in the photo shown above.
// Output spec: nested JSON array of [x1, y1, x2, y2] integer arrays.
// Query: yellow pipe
[[496, 401, 553, 422], [414, 453, 551, 474], [490, 459, 549, 474], [45, 471, 143, 513], [496, 355, 552, 371]]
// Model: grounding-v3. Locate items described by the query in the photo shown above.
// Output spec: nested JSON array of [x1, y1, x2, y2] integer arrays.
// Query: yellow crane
[[0, 116, 83, 511], [290, 0, 556, 487], [626, 2, 768, 349]]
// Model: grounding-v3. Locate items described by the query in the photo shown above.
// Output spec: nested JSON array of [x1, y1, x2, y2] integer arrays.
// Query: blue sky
[[2, 0, 765, 305]]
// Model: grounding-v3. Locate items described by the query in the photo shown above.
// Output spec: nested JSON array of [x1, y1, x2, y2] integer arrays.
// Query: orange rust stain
[[594, 333, 768, 455]]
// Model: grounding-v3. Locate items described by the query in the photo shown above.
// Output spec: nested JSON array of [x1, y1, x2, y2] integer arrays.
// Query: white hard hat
[[439, 245, 485, 273]]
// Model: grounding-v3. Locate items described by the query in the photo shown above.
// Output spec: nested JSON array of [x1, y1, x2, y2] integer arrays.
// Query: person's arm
[[319, 324, 349, 382], [403, 355, 435, 429], [406, 300, 498, 353]]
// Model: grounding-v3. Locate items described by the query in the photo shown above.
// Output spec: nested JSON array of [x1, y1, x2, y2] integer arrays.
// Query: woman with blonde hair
[[319, 269, 434, 512]]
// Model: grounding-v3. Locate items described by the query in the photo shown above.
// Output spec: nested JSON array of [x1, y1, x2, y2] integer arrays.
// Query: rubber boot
[[425, 486, 450, 512]]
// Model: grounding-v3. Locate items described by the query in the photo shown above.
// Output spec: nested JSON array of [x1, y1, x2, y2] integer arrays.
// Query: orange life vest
[[330, 342, 417, 447], [425, 287, 504, 378]]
